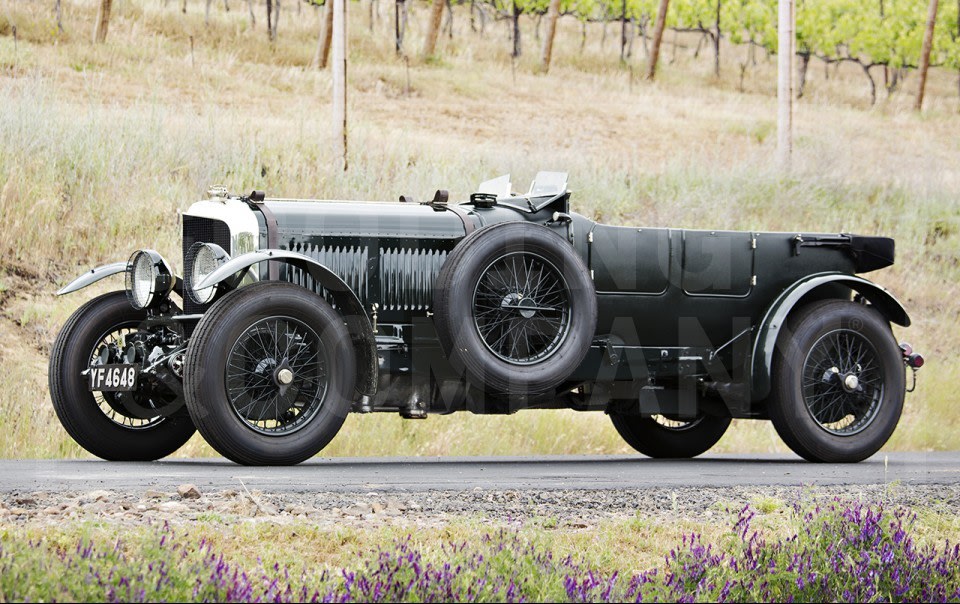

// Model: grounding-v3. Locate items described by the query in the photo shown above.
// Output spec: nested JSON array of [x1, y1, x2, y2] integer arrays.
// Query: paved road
[[1, 452, 958, 494]]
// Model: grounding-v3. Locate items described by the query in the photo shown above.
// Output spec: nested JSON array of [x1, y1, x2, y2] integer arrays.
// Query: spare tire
[[433, 222, 597, 396]]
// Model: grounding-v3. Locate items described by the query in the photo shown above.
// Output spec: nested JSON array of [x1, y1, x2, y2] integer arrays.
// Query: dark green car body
[[52, 173, 920, 465], [173, 187, 907, 420]]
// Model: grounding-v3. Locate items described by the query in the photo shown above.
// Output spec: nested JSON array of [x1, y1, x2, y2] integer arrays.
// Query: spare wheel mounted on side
[[433, 222, 597, 397]]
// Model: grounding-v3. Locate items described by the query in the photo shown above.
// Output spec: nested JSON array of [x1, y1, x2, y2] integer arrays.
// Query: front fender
[[197, 249, 378, 398], [751, 272, 910, 400], [56, 262, 127, 296]]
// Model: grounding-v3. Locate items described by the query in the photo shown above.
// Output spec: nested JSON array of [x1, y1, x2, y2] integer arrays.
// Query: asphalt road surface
[[1, 452, 958, 494]]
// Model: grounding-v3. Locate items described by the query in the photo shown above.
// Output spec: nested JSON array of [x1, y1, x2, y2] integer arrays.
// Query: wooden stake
[[915, 0, 939, 111], [776, 0, 795, 170], [646, 0, 669, 79], [332, 0, 348, 171], [94, 0, 113, 43], [422, 0, 445, 59], [313, 0, 334, 69], [539, 0, 561, 73]]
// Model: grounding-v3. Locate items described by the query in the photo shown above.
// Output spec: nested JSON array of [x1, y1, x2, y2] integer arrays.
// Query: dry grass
[[0, 0, 958, 458]]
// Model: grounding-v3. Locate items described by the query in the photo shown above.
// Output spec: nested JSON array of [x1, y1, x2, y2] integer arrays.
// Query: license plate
[[88, 364, 138, 392]]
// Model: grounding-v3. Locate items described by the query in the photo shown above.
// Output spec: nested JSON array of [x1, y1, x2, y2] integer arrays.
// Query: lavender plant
[[0, 501, 957, 602]]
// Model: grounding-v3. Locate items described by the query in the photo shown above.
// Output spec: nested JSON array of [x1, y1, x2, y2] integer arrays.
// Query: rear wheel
[[184, 282, 355, 465], [610, 413, 731, 458], [49, 292, 195, 461], [768, 299, 904, 463]]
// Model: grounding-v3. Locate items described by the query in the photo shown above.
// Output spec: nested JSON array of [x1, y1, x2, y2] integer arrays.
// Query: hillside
[[0, 0, 958, 457]]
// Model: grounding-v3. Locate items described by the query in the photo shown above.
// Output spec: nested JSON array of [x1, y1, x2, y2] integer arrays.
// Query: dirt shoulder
[[2, 483, 958, 529]]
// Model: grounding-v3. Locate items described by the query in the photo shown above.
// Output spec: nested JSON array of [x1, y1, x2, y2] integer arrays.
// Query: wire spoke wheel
[[89, 322, 168, 430], [225, 316, 329, 436], [473, 252, 571, 365], [801, 328, 885, 436], [50, 291, 195, 461]]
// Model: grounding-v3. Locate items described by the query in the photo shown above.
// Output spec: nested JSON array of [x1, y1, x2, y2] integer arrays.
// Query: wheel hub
[[276, 368, 294, 385], [475, 252, 572, 366], [803, 329, 884, 436], [843, 373, 860, 391], [225, 316, 329, 435]]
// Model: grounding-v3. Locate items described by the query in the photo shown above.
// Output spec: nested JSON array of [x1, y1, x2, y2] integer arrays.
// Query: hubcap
[[276, 368, 294, 385], [843, 374, 860, 391]]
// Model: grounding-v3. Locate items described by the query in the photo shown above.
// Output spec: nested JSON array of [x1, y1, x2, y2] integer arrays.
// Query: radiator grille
[[380, 247, 447, 311], [182, 216, 231, 314], [283, 243, 369, 306]]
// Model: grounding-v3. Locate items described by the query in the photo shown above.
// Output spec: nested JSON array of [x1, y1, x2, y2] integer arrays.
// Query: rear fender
[[196, 249, 378, 397], [751, 272, 910, 400]]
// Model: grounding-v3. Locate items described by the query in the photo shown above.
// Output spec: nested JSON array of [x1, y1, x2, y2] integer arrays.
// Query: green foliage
[[475, 0, 960, 73]]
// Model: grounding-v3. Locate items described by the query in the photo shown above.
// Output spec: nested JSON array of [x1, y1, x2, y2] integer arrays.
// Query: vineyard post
[[915, 0, 939, 111], [423, 0, 445, 59], [312, 0, 335, 69], [332, 0, 348, 171], [776, 0, 795, 170], [94, 0, 113, 43], [645, 0, 670, 79], [539, 0, 562, 73]]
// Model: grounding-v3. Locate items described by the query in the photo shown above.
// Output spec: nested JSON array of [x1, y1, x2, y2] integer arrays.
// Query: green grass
[[0, 0, 958, 458]]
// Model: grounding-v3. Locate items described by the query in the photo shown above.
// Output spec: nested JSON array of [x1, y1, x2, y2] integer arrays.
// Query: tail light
[[900, 343, 924, 370]]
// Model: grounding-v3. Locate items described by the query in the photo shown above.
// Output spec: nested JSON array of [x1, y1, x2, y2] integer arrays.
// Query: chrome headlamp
[[185, 242, 230, 305], [125, 249, 174, 310]]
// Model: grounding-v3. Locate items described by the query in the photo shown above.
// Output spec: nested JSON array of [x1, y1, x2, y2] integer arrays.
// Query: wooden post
[[776, 0, 794, 170], [422, 0, 445, 59], [313, 0, 335, 69], [94, 0, 113, 43], [332, 0, 348, 171], [645, 0, 669, 79], [915, 0, 939, 111], [539, 0, 561, 73]]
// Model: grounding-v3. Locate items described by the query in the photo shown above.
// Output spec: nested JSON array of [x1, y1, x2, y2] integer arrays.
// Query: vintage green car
[[51, 173, 923, 465]]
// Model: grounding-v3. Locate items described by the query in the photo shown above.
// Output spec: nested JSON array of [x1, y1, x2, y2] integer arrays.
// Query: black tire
[[610, 413, 731, 458], [433, 222, 597, 396], [183, 282, 355, 466], [768, 299, 904, 463], [49, 292, 195, 461]]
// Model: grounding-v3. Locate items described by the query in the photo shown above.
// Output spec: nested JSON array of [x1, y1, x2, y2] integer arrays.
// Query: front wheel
[[610, 413, 731, 458], [768, 299, 905, 463], [183, 282, 356, 465], [49, 292, 195, 461]]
